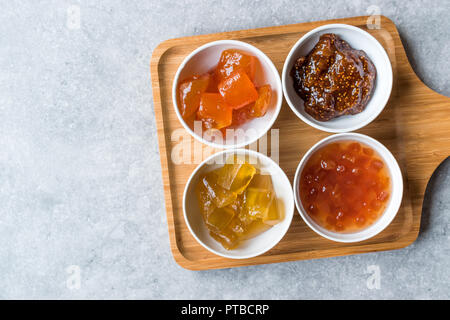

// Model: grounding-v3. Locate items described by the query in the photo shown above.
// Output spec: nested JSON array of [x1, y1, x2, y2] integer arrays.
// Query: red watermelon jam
[[299, 141, 391, 233]]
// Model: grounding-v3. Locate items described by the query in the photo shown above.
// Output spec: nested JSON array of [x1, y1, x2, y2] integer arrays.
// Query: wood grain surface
[[150, 15, 450, 270]]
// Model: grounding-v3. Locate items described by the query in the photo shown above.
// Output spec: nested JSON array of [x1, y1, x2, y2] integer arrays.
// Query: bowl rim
[[281, 23, 393, 133], [182, 148, 294, 259], [172, 39, 283, 149], [293, 132, 403, 243]]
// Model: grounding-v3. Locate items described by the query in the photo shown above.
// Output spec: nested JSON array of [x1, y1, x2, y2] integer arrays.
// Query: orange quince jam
[[299, 141, 391, 233], [177, 49, 272, 130]]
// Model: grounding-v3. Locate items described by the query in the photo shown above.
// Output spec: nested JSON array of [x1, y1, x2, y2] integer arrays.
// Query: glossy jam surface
[[196, 157, 283, 250], [177, 49, 272, 130], [250, 85, 272, 118], [228, 85, 272, 126], [299, 141, 390, 233], [197, 93, 232, 130], [290, 33, 376, 121], [178, 74, 210, 118], [218, 69, 258, 109], [215, 49, 257, 82]]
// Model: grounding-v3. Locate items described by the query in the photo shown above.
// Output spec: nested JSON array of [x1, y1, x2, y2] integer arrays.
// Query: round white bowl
[[183, 149, 294, 259], [173, 40, 282, 149], [293, 133, 403, 242], [282, 24, 393, 133]]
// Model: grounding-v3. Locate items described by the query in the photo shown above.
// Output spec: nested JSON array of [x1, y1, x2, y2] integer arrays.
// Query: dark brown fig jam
[[291, 33, 376, 121]]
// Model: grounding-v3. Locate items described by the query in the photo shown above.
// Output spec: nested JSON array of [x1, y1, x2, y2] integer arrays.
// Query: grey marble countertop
[[0, 0, 449, 299]]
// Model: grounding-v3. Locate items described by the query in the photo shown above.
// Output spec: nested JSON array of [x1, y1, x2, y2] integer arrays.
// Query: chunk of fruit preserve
[[247, 173, 272, 189], [197, 93, 232, 129], [239, 219, 271, 240], [216, 49, 257, 83], [196, 180, 215, 217], [249, 85, 272, 117], [264, 198, 282, 225], [241, 187, 274, 221], [218, 69, 258, 109], [209, 227, 239, 250], [178, 74, 210, 118], [299, 141, 391, 232], [202, 171, 236, 208], [216, 157, 256, 194], [206, 206, 235, 232], [247, 174, 282, 225]]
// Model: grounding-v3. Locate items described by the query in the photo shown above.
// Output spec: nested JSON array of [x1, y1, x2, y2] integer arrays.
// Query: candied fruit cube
[[263, 198, 283, 225], [247, 174, 283, 225], [216, 161, 256, 194], [249, 85, 272, 118], [241, 187, 274, 220], [202, 171, 237, 208], [196, 180, 215, 217], [216, 49, 257, 83], [178, 74, 210, 118], [240, 219, 272, 240], [206, 206, 235, 232], [209, 227, 239, 250], [197, 93, 232, 129], [218, 69, 258, 109], [248, 173, 269, 188], [248, 173, 273, 190]]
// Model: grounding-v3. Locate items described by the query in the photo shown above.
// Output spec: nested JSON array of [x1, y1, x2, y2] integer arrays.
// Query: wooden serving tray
[[150, 16, 450, 270]]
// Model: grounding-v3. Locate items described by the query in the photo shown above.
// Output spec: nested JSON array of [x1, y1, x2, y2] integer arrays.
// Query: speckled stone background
[[0, 0, 449, 299]]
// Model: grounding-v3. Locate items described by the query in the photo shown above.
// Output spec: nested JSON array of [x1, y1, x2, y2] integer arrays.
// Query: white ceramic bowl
[[183, 149, 294, 259], [282, 24, 393, 133], [293, 133, 403, 242], [173, 40, 282, 149]]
